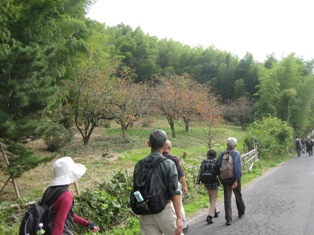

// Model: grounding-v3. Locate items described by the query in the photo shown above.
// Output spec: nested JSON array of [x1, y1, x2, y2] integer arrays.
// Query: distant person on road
[[163, 140, 189, 232], [306, 138, 313, 156], [216, 137, 245, 226], [295, 137, 302, 157], [195, 148, 220, 224], [132, 130, 183, 235], [301, 138, 306, 153]]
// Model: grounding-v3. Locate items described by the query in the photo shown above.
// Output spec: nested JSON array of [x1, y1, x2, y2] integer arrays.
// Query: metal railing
[[240, 148, 259, 173], [186, 148, 259, 173]]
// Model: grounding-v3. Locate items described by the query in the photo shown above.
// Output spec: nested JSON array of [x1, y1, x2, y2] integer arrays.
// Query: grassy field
[[0, 119, 247, 201]]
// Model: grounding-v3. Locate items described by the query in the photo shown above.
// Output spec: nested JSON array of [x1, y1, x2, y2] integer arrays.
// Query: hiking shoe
[[206, 215, 213, 224], [214, 210, 220, 218], [226, 221, 231, 226]]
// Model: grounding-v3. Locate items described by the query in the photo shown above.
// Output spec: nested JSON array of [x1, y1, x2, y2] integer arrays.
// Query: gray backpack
[[219, 151, 234, 182]]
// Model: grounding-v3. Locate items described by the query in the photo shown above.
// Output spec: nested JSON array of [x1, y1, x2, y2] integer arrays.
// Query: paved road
[[185, 152, 314, 235]]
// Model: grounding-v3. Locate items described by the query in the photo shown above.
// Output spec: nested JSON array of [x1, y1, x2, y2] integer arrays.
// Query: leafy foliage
[[1, 142, 55, 178], [74, 170, 134, 234], [150, 75, 221, 138], [0, 0, 96, 179], [245, 117, 293, 158], [223, 97, 254, 130], [66, 66, 115, 145], [43, 123, 73, 151], [108, 71, 149, 136]]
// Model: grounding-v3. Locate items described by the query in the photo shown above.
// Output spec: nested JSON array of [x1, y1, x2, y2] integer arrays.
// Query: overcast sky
[[86, 0, 314, 62]]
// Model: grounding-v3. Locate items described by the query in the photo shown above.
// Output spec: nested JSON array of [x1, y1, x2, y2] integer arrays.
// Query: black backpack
[[19, 186, 67, 235], [307, 139, 313, 147], [199, 158, 217, 184], [130, 156, 169, 215]]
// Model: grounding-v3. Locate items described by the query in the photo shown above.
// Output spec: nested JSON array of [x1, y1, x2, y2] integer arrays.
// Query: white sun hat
[[50, 156, 86, 186]]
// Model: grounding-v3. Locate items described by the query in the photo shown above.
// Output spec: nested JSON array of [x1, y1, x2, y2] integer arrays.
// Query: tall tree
[[223, 97, 254, 130], [151, 75, 221, 137], [235, 52, 259, 97], [66, 66, 113, 145], [176, 76, 221, 132], [0, 0, 95, 178], [234, 79, 249, 99], [107, 68, 149, 137], [0, 0, 94, 140], [254, 65, 280, 119], [150, 76, 180, 138]]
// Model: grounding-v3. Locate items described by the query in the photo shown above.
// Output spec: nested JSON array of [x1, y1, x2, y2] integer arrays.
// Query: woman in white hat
[[48, 156, 100, 234]]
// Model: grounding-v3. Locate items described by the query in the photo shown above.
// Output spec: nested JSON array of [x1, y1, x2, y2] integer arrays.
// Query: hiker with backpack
[[301, 138, 306, 153], [305, 138, 313, 156], [195, 148, 220, 224], [216, 137, 245, 226], [163, 140, 189, 232], [19, 156, 100, 235], [295, 137, 302, 157], [130, 129, 183, 235]]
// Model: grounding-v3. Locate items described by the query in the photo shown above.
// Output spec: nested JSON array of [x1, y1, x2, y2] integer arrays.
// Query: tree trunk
[[122, 124, 127, 138], [167, 115, 176, 138], [170, 123, 176, 138], [75, 116, 95, 145], [184, 121, 189, 132]]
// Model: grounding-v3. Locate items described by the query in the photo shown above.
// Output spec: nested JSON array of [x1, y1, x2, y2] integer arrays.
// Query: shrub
[[74, 170, 134, 234], [43, 123, 73, 151], [247, 117, 293, 158]]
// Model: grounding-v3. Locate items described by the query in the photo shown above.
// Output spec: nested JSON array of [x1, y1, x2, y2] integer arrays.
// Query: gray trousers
[[222, 182, 245, 223]]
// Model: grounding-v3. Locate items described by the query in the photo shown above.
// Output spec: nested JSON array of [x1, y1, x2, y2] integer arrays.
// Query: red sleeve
[[74, 214, 88, 226], [51, 191, 73, 235], [51, 191, 89, 234]]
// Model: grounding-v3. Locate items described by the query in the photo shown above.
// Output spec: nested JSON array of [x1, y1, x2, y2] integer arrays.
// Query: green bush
[[0, 201, 21, 234], [43, 123, 73, 151], [74, 170, 134, 234], [246, 117, 293, 158]]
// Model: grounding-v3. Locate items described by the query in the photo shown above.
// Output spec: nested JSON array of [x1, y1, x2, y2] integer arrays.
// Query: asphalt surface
[[184, 151, 314, 235]]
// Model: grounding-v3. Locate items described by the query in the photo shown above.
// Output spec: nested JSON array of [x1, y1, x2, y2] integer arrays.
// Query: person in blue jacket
[[216, 137, 245, 226]]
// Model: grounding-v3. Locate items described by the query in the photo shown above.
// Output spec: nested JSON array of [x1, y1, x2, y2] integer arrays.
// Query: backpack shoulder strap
[[153, 157, 167, 168], [223, 150, 234, 157], [41, 186, 68, 207]]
